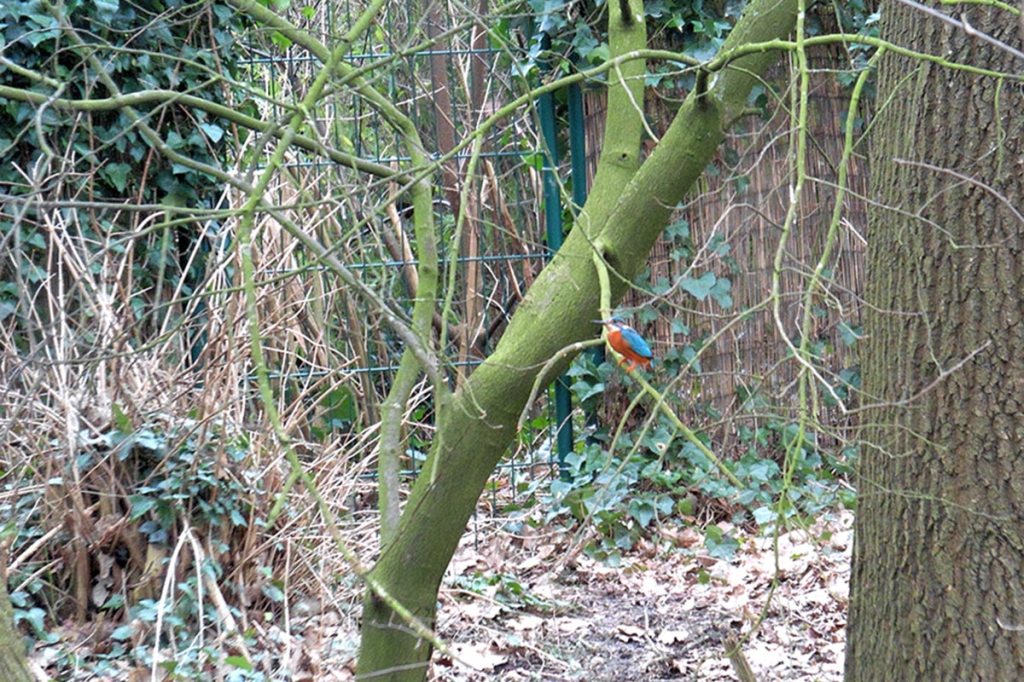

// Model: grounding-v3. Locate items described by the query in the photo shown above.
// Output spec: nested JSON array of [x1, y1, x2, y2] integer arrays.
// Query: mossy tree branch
[[582, 0, 648, 231], [356, 0, 800, 677]]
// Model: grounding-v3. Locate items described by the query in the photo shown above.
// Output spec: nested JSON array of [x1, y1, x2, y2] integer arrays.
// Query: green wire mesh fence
[[230, 0, 585, 491]]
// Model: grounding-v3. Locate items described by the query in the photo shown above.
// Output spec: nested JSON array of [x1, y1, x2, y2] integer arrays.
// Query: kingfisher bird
[[596, 317, 654, 372]]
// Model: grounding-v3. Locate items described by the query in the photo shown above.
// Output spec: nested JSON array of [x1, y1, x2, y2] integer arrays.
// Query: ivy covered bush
[[1, 2, 273, 676], [0, 0, 250, 338]]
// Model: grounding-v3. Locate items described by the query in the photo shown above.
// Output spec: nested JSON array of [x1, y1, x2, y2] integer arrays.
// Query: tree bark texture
[[356, 0, 799, 677], [0, 573, 32, 682], [847, 5, 1024, 680]]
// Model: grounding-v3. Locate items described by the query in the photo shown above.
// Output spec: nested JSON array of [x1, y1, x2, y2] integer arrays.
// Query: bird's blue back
[[620, 325, 653, 358]]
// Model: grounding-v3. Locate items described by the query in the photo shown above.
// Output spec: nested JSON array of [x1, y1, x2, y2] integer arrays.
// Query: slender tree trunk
[[355, 0, 799, 676], [0, 563, 32, 682], [846, 6, 1024, 679]]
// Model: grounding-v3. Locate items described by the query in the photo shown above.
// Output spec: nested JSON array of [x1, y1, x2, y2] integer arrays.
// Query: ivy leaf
[[753, 506, 776, 525], [24, 230, 46, 249], [270, 30, 293, 50], [685, 38, 722, 62], [647, 276, 671, 294], [570, 22, 597, 58], [129, 495, 157, 520], [704, 525, 739, 559], [134, 429, 165, 452], [111, 403, 133, 433], [838, 321, 864, 347], [533, 0, 568, 34], [21, 27, 59, 47], [101, 162, 131, 193], [95, 0, 120, 21], [14, 607, 46, 634], [636, 306, 658, 323], [725, 0, 747, 16], [680, 272, 717, 301], [665, 218, 690, 241], [199, 123, 224, 143], [681, 345, 701, 372], [671, 320, 689, 335], [324, 386, 357, 422], [521, 150, 544, 170], [709, 276, 733, 309], [165, 130, 185, 149], [572, 380, 604, 404], [629, 499, 656, 528], [746, 459, 778, 482], [111, 624, 135, 641], [262, 582, 285, 602], [586, 44, 609, 64]]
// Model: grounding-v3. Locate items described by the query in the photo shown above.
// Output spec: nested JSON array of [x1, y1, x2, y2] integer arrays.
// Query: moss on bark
[[0, 573, 32, 682]]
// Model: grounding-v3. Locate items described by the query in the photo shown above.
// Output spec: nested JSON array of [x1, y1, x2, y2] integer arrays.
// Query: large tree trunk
[[846, 5, 1024, 680], [355, 0, 799, 677]]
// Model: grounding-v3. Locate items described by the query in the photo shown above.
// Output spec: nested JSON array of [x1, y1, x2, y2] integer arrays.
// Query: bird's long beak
[[593, 319, 612, 324]]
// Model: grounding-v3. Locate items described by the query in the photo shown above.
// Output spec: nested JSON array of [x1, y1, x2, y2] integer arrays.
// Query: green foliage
[[827, 0, 881, 92], [0, 0, 249, 334], [532, 350, 856, 565], [538, 426, 692, 565], [4, 417, 272, 679], [116, 423, 259, 542], [679, 271, 733, 309], [451, 572, 561, 612], [702, 523, 740, 558], [644, 0, 746, 60], [566, 353, 614, 411], [46, 586, 269, 680], [1, 0, 247, 190], [311, 385, 359, 439], [501, 0, 749, 78]]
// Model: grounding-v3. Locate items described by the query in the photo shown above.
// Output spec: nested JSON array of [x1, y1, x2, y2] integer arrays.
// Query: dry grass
[[0, 198, 363, 673], [0, 10, 556, 673]]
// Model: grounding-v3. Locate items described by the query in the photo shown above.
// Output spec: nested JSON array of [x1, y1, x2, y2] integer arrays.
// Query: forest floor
[[311, 510, 852, 681], [24, 508, 851, 682]]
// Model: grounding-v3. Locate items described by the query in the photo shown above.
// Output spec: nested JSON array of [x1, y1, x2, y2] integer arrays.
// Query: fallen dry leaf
[[614, 624, 645, 642], [657, 628, 688, 645], [553, 617, 589, 634], [451, 641, 509, 673], [507, 614, 545, 632], [453, 597, 503, 621], [517, 543, 555, 572]]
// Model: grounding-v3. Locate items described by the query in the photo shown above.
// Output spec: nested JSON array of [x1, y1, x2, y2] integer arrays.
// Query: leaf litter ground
[[32, 509, 850, 680], [316, 510, 851, 680]]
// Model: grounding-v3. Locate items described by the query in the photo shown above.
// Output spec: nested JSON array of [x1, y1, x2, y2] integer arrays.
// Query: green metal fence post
[[566, 78, 605, 445], [567, 81, 588, 209], [537, 43, 574, 476]]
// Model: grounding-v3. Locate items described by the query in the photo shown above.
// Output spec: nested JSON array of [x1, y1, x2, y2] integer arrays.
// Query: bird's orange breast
[[607, 329, 651, 366]]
